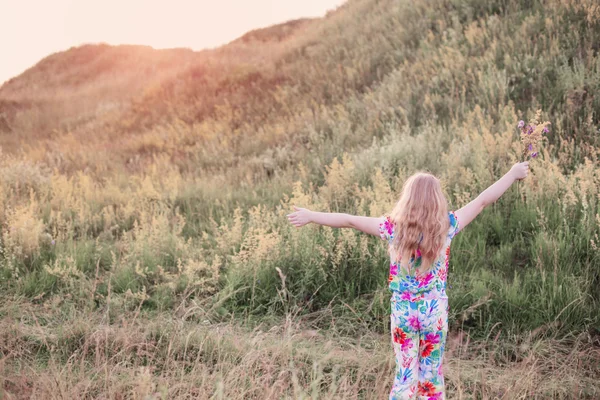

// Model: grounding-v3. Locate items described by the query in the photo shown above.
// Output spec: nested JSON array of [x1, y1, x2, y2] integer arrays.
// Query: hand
[[287, 206, 312, 228], [510, 162, 529, 181]]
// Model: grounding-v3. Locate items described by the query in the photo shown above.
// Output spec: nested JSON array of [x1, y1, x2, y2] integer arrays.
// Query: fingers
[[287, 206, 304, 217], [287, 206, 307, 227], [287, 206, 301, 217], [287, 209, 300, 217], [287, 215, 306, 227], [288, 218, 303, 227]]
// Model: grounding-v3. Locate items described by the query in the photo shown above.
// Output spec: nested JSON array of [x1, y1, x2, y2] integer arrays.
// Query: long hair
[[389, 172, 449, 274]]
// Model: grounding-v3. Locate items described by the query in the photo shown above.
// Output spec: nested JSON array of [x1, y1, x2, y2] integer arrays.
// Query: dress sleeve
[[448, 211, 460, 239], [378, 216, 395, 242]]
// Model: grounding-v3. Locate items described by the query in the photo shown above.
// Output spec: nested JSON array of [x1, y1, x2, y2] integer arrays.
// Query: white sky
[[0, 0, 345, 84]]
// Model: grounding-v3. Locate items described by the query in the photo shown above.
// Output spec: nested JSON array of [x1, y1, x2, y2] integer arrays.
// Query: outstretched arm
[[455, 162, 529, 231], [287, 206, 381, 237]]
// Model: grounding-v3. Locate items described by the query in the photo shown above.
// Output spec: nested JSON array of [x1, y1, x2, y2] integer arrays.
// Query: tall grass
[[0, 295, 598, 399]]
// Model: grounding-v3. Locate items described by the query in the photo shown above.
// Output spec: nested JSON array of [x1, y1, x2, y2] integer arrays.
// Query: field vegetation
[[0, 0, 599, 398]]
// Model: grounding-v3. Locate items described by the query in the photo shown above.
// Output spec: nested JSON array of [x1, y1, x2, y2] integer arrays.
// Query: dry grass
[[1, 295, 598, 400]]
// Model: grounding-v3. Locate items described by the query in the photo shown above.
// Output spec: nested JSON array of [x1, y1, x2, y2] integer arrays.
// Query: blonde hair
[[389, 172, 449, 273]]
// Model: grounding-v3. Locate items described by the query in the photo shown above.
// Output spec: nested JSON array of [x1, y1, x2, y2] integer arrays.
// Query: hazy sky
[[0, 0, 345, 84]]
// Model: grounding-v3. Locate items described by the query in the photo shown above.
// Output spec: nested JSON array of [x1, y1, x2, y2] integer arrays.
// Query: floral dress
[[379, 212, 459, 400]]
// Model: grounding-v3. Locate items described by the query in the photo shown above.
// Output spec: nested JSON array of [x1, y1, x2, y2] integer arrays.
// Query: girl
[[287, 162, 530, 399]]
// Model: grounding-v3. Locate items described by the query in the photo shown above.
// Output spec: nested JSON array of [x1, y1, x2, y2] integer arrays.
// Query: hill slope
[[0, 17, 316, 151], [1, 0, 598, 175]]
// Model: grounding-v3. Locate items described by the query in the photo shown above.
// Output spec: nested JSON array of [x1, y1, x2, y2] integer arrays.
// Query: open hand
[[287, 206, 312, 228], [510, 162, 530, 180]]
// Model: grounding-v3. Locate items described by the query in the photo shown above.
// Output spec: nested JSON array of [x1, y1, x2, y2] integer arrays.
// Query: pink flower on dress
[[408, 315, 421, 330], [424, 333, 440, 344], [400, 292, 412, 301], [417, 273, 434, 288], [384, 218, 394, 235], [401, 337, 413, 352], [390, 263, 398, 276]]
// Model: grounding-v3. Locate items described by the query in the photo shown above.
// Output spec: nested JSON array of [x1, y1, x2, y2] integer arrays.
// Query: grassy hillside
[[1, 0, 600, 398]]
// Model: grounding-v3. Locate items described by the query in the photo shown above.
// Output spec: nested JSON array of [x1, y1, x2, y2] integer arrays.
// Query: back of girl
[[380, 173, 458, 399], [287, 162, 529, 399]]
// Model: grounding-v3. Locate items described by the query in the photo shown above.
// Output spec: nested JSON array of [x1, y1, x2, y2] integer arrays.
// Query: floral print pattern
[[379, 212, 459, 296], [389, 291, 448, 400], [381, 212, 459, 400]]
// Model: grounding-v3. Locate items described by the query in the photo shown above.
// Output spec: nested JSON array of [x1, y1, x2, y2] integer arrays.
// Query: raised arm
[[455, 162, 529, 231], [287, 206, 381, 237]]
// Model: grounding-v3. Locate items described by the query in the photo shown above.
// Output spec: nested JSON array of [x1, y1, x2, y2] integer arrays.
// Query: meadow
[[0, 0, 599, 398]]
